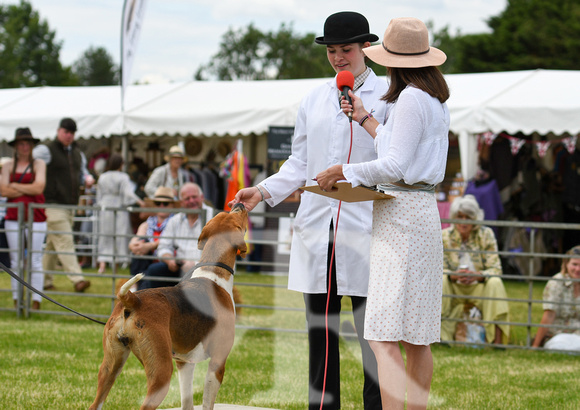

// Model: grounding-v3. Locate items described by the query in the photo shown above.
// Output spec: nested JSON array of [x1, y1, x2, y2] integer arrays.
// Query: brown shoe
[[32, 301, 40, 310], [74, 280, 91, 292], [44, 284, 56, 291]]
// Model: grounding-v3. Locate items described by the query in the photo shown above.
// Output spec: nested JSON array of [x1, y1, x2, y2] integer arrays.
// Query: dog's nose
[[232, 202, 246, 212]]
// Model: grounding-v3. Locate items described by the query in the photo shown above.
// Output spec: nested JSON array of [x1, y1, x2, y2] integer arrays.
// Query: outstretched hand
[[227, 187, 262, 211]]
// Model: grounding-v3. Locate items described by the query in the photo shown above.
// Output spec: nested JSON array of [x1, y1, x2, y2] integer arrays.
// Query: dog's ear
[[198, 220, 214, 250]]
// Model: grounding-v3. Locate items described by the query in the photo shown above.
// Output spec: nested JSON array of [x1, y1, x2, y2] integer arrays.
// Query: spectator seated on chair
[[441, 195, 510, 345], [128, 186, 176, 278], [139, 182, 213, 289], [532, 245, 580, 351]]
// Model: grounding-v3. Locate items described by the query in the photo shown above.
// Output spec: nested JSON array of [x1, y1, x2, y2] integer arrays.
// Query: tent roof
[[0, 69, 578, 141], [447, 69, 580, 135]]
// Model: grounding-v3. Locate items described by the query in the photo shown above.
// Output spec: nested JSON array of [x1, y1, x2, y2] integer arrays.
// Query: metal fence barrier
[[1, 201, 579, 353]]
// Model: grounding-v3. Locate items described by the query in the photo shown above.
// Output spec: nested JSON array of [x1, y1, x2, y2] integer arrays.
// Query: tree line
[[1, 0, 580, 87], [0, 1, 118, 87]]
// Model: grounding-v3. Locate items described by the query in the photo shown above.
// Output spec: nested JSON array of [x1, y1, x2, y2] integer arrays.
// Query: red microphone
[[337, 71, 355, 122]]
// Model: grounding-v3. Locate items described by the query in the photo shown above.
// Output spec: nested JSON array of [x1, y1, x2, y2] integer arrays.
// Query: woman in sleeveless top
[[0, 128, 47, 310]]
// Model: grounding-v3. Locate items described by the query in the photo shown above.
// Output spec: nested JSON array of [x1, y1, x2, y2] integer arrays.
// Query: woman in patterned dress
[[532, 245, 580, 351], [441, 195, 510, 344], [316, 17, 450, 409], [96, 154, 144, 273]]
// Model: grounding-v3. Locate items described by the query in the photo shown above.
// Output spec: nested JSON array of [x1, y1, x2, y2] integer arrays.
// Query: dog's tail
[[117, 273, 143, 309]]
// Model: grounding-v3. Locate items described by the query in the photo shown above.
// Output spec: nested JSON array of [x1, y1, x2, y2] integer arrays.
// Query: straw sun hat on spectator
[[144, 186, 178, 208], [164, 145, 187, 162], [363, 17, 446, 68]]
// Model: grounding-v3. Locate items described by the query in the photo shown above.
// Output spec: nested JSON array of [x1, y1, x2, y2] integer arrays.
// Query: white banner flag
[[121, 0, 148, 109]]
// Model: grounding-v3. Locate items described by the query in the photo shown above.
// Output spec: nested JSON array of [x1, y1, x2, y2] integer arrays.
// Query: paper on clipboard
[[301, 182, 394, 202]]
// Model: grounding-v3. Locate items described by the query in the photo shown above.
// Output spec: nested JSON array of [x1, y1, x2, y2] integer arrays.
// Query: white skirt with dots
[[364, 190, 443, 345]]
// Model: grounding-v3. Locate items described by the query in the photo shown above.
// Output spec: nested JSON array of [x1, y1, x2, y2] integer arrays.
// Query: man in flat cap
[[33, 117, 94, 292]]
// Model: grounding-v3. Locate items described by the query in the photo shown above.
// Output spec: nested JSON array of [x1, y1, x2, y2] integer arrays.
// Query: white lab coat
[[262, 70, 389, 296]]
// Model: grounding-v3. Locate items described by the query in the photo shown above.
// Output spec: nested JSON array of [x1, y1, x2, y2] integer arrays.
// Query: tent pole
[[121, 134, 129, 172], [459, 131, 478, 181]]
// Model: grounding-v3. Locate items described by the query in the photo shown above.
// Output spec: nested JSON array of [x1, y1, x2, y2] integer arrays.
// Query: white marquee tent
[[1, 69, 579, 179]]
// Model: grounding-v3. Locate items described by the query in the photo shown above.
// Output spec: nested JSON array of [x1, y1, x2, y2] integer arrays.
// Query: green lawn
[[1, 269, 579, 409]]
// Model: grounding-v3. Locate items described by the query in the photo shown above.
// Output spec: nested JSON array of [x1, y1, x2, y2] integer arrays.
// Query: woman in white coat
[[96, 154, 145, 273], [230, 11, 387, 410]]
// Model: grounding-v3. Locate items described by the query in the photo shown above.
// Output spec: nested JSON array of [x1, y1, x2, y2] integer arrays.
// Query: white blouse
[[343, 85, 449, 187]]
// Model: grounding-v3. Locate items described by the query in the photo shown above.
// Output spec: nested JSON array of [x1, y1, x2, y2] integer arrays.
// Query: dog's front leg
[[176, 361, 196, 410]]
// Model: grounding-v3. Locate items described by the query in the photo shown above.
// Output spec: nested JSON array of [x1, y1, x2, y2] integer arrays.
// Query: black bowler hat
[[9, 127, 40, 147], [59, 117, 77, 132], [315, 11, 379, 45]]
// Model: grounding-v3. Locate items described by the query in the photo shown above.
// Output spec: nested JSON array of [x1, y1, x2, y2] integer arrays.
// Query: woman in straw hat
[[230, 11, 387, 409], [0, 128, 47, 310], [316, 17, 450, 409]]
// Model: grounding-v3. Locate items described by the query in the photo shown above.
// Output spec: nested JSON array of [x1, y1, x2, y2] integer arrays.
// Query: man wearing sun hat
[[33, 117, 94, 292], [144, 144, 194, 199], [128, 186, 176, 278]]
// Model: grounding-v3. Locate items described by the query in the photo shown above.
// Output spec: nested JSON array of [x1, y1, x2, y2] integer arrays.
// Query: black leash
[[0, 261, 107, 325], [193, 262, 235, 275]]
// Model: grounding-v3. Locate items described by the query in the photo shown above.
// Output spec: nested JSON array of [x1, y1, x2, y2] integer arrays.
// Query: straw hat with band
[[315, 11, 378, 45], [363, 17, 446, 68], [144, 186, 178, 208], [164, 145, 187, 162], [9, 127, 40, 147]]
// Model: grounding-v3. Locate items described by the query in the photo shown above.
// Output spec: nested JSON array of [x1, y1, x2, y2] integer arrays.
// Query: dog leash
[[0, 261, 107, 325], [193, 262, 234, 275]]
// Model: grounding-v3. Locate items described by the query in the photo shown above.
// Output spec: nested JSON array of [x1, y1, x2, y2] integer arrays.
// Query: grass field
[[1, 268, 579, 409]]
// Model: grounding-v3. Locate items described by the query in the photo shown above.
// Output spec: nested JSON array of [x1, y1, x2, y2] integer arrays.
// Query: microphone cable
[[320, 119, 354, 409]]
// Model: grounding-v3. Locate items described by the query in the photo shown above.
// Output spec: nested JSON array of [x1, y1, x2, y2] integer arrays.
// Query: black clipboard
[[301, 182, 394, 202]]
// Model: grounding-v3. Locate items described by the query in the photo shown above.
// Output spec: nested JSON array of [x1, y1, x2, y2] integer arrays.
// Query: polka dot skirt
[[364, 190, 443, 345]]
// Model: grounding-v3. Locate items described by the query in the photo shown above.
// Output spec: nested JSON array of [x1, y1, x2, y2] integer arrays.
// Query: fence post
[[525, 228, 536, 347]]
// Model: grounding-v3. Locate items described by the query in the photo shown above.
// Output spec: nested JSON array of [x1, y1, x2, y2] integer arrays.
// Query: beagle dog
[[90, 203, 248, 410]]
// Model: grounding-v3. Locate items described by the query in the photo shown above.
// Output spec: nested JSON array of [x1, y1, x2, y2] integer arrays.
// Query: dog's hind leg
[[202, 359, 226, 410], [139, 336, 174, 410], [176, 361, 196, 410], [89, 337, 131, 410]]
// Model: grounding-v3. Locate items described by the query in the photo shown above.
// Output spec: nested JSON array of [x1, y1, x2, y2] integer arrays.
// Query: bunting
[[482, 131, 498, 146], [563, 135, 578, 155], [478, 132, 579, 157], [534, 141, 551, 158], [508, 137, 525, 156]]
